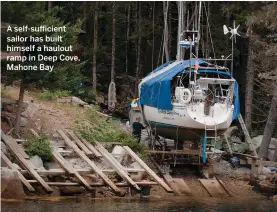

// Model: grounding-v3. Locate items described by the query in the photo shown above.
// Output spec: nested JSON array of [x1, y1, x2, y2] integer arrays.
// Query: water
[[2, 197, 277, 212]]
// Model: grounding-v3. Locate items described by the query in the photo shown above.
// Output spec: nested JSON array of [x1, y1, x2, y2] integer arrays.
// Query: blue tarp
[[139, 59, 240, 120]]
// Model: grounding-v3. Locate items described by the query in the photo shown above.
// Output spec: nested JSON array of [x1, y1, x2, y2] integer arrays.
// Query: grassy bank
[[76, 107, 148, 159]]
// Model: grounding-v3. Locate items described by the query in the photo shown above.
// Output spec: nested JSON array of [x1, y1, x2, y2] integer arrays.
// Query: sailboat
[[129, 2, 240, 162]]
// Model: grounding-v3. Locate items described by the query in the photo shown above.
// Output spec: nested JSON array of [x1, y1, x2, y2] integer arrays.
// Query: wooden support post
[[28, 181, 158, 187], [224, 133, 233, 154], [251, 158, 258, 174], [2, 133, 30, 159], [66, 131, 93, 156], [1, 151, 35, 192], [238, 114, 258, 157], [52, 150, 75, 175], [29, 128, 40, 138], [57, 130, 122, 194], [76, 135, 102, 157], [123, 146, 173, 193], [2, 133, 53, 193], [52, 149, 93, 190], [94, 141, 141, 191]]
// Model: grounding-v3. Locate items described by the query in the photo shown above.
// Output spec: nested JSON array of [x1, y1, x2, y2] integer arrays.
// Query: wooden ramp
[[163, 175, 192, 196], [1, 132, 53, 193], [1, 129, 172, 196], [199, 179, 231, 197]]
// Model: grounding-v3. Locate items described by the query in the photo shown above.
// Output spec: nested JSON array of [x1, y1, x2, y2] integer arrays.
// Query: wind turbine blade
[[223, 25, 229, 35]]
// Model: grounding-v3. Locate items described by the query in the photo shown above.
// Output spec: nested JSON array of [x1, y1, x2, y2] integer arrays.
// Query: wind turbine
[[223, 21, 240, 43], [223, 21, 240, 75]]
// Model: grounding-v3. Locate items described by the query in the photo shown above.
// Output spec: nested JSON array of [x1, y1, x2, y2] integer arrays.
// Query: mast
[[196, 1, 202, 58], [176, 2, 182, 61], [193, 1, 201, 84], [231, 20, 235, 75]]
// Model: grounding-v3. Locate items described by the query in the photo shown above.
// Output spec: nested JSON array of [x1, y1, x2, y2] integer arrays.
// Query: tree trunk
[[151, 2, 155, 70], [258, 88, 277, 160], [245, 30, 254, 134], [135, 2, 141, 96], [168, 2, 172, 59], [125, 2, 131, 73], [14, 83, 25, 134], [83, 2, 88, 31], [92, 2, 98, 94], [48, 1, 52, 11], [163, 1, 169, 62], [111, 2, 116, 82]]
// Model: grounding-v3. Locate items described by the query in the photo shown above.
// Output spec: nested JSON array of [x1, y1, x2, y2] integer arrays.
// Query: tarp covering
[[140, 59, 205, 110], [139, 59, 240, 120]]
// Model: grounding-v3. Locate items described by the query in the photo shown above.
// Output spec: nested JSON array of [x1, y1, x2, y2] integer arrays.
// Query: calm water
[[2, 197, 277, 212]]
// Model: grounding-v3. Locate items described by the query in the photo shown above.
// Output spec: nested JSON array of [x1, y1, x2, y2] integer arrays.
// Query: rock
[[268, 149, 275, 161], [30, 155, 44, 169], [242, 174, 251, 181], [56, 97, 72, 103], [69, 158, 89, 169], [11, 163, 21, 170], [20, 117, 28, 127], [256, 182, 277, 195], [96, 95, 105, 104], [1, 167, 26, 199], [129, 161, 143, 169], [84, 105, 93, 109], [252, 136, 277, 156], [1, 141, 7, 155], [262, 167, 272, 174], [50, 186, 61, 197], [111, 145, 126, 163], [249, 175, 259, 186], [129, 161, 146, 181], [231, 142, 248, 153], [44, 161, 60, 169], [273, 195, 277, 201], [258, 174, 267, 181], [37, 167, 46, 171], [252, 135, 263, 150], [224, 126, 238, 138], [73, 165, 82, 169], [233, 167, 251, 178], [60, 182, 86, 196], [213, 160, 233, 175], [81, 176, 97, 184], [21, 102, 39, 119], [52, 132, 60, 139], [98, 158, 112, 169], [71, 96, 88, 105]]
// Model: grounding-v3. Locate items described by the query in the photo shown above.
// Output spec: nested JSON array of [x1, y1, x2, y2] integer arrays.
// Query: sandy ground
[[2, 86, 87, 134]]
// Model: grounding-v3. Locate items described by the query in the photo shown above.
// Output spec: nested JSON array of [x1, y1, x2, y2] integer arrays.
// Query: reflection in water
[[2, 197, 277, 212]]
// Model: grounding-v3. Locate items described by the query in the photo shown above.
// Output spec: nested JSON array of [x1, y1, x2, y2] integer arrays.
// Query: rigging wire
[[203, 2, 216, 62]]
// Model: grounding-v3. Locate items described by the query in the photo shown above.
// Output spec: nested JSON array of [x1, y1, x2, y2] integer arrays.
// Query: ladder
[[204, 120, 218, 157], [238, 114, 258, 157]]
